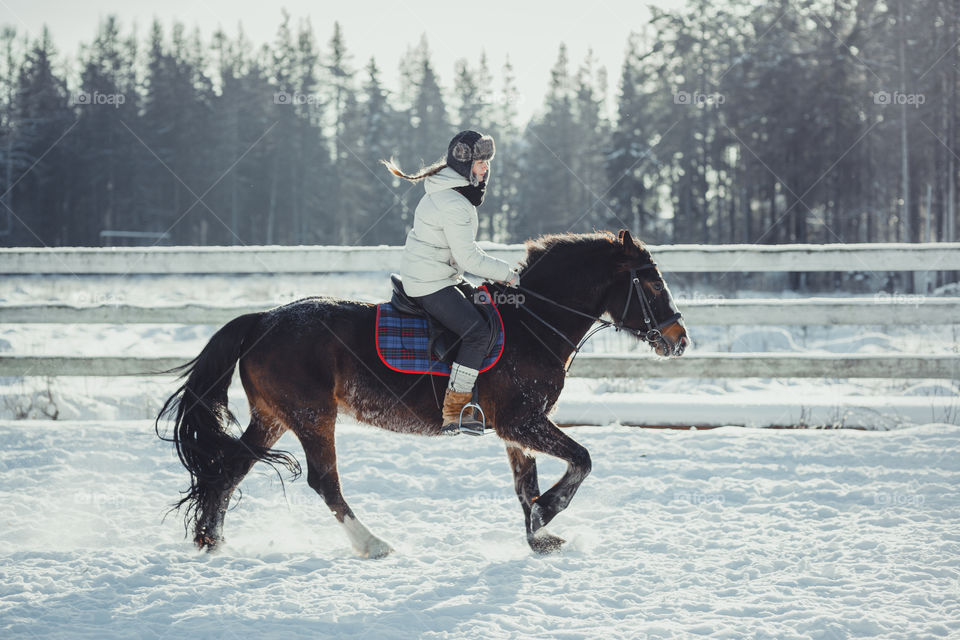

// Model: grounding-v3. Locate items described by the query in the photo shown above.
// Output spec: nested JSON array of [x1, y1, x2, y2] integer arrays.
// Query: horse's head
[[604, 229, 689, 357]]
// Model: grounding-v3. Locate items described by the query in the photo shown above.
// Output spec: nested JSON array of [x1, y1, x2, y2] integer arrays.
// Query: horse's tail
[[155, 312, 300, 533]]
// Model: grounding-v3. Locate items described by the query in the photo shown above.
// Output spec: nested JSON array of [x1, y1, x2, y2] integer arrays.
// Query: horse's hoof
[[194, 533, 221, 553], [355, 536, 394, 559], [528, 530, 566, 555]]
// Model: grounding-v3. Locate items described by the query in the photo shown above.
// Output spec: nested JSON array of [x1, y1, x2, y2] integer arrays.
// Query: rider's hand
[[504, 269, 520, 288]]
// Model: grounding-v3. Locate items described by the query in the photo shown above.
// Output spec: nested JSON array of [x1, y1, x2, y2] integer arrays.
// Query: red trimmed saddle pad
[[375, 285, 505, 375]]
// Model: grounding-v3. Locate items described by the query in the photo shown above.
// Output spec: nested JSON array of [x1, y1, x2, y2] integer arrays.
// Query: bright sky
[[1, 0, 684, 124]]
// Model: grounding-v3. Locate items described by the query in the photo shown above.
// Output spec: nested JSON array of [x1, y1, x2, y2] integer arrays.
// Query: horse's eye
[[652, 281, 664, 293]]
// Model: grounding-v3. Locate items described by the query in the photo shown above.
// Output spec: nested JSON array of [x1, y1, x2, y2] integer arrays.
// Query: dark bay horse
[[156, 230, 689, 556]]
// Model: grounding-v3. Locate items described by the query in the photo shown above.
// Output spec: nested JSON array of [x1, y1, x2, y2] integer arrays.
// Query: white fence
[[2, 243, 959, 380], [3, 242, 960, 274]]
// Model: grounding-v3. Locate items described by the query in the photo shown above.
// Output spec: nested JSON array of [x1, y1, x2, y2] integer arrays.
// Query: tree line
[[0, 0, 956, 250]]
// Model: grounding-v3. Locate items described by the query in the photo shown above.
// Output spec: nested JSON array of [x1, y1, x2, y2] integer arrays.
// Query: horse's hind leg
[[292, 410, 394, 559], [194, 406, 288, 550], [503, 414, 591, 554]]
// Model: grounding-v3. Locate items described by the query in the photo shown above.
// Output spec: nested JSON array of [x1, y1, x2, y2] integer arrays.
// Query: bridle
[[619, 265, 683, 345], [512, 264, 683, 372]]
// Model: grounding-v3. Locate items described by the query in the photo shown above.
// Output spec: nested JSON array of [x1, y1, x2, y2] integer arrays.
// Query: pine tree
[[325, 21, 356, 244], [453, 58, 482, 131], [394, 36, 450, 231], [72, 16, 139, 245], [207, 25, 280, 246], [0, 27, 30, 243], [481, 55, 522, 242], [138, 20, 218, 244], [521, 43, 576, 237], [410, 36, 450, 158], [357, 57, 403, 245], [10, 27, 73, 245], [571, 48, 610, 233], [606, 32, 660, 241], [475, 52, 495, 134]]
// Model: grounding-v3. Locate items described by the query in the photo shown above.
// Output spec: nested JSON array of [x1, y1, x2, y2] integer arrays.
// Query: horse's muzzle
[[655, 321, 689, 358], [673, 334, 690, 356]]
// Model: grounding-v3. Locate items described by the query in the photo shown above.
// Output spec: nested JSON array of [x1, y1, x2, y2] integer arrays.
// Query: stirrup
[[458, 401, 488, 436]]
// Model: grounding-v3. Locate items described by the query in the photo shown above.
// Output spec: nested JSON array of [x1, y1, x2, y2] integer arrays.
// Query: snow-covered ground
[[1, 419, 957, 639]]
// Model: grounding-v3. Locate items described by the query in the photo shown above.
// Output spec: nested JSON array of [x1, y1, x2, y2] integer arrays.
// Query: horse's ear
[[618, 229, 639, 254]]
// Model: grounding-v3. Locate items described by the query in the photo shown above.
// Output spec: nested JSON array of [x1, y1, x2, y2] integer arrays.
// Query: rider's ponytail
[[381, 157, 447, 183]]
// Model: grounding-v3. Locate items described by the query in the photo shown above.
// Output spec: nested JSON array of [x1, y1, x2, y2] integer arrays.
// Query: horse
[[156, 229, 689, 556]]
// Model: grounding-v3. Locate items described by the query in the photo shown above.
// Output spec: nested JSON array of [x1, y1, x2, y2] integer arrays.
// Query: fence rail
[[3, 242, 960, 274], [2, 354, 957, 379], [2, 298, 957, 326]]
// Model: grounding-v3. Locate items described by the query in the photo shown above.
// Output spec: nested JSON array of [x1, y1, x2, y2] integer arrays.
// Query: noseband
[[513, 264, 683, 371]]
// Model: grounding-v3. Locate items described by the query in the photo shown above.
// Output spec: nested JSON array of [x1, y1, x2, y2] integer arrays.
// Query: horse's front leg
[[503, 414, 592, 554], [505, 444, 541, 532]]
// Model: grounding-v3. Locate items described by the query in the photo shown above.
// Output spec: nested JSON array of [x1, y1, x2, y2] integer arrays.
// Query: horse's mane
[[521, 231, 615, 268], [519, 231, 646, 289]]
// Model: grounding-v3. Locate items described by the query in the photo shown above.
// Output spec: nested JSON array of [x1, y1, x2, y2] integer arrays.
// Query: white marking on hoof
[[341, 515, 394, 559]]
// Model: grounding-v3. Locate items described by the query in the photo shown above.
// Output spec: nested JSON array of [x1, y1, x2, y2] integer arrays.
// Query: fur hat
[[446, 130, 495, 187]]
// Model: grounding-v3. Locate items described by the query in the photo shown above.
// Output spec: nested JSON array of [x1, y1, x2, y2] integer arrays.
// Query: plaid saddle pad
[[375, 285, 505, 376]]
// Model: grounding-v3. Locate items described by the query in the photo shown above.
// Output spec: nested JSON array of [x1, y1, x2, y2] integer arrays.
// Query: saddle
[[388, 274, 500, 365]]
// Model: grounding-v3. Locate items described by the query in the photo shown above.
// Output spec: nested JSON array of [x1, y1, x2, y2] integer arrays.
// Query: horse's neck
[[519, 276, 610, 361]]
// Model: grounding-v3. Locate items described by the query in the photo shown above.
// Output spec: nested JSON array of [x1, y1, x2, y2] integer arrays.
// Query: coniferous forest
[[0, 1, 957, 249]]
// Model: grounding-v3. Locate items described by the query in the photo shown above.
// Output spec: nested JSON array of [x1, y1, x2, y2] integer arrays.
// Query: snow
[[554, 390, 960, 429], [1, 420, 957, 639]]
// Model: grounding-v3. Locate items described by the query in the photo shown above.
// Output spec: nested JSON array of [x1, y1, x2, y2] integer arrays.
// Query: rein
[[512, 265, 682, 372]]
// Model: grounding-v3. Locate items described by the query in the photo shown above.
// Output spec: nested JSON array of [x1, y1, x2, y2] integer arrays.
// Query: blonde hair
[[380, 157, 447, 183]]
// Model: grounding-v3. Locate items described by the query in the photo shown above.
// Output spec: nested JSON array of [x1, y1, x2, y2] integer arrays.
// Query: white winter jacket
[[400, 167, 514, 297]]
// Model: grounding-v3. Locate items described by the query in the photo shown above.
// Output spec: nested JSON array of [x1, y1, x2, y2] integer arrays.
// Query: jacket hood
[[424, 166, 469, 194]]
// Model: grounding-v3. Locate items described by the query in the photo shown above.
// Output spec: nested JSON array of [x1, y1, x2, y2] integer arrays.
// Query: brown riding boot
[[441, 388, 487, 435]]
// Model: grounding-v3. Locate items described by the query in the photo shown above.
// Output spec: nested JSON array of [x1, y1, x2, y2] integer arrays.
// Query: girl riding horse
[[383, 130, 520, 433]]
